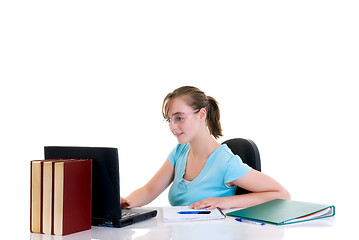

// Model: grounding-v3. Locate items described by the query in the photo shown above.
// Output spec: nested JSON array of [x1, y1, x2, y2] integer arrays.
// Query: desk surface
[[29, 207, 349, 240]]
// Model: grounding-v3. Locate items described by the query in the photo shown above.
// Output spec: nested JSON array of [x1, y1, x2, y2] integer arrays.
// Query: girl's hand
[[120, 197, 132, 209], [189, 197, 231, 210]]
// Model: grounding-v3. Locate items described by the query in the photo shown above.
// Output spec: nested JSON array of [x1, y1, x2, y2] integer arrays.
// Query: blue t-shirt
[[167, 143, 251, 206]]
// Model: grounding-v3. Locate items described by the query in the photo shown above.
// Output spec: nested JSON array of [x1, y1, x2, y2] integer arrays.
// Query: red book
[[53, 159, 92, 236]]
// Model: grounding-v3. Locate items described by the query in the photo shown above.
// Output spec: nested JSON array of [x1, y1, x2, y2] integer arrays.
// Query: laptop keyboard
[[122, 211, 140, 219]]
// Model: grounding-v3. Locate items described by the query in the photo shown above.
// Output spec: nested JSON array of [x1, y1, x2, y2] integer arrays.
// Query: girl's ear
[[199, 108, 207, 122]]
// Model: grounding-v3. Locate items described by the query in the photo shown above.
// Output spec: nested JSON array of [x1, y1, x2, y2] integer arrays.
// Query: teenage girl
[[121, 86, 290, 210]]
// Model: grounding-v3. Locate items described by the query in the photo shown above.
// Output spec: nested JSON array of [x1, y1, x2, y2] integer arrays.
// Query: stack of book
[[30, 159, 92, 236]]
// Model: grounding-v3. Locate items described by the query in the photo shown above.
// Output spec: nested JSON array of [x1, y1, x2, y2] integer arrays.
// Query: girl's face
[[165, 97, 202, 144]]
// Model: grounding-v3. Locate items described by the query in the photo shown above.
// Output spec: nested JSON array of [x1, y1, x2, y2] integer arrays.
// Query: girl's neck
[[189, 131, 221, 158]]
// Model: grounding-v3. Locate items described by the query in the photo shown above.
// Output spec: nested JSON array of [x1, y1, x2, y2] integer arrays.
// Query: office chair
[[222, 138, 261, 195]]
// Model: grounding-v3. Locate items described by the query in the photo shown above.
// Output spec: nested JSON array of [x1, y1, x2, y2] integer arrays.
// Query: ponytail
[[206, 96, 223, 139]]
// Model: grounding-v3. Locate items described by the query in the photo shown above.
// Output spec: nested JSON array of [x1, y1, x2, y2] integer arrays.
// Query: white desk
[[29, 207, 347, 240]]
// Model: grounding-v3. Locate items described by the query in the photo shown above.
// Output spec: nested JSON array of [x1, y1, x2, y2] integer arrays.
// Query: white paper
[[162, 206, 226, 222], [284, 207, 334, 224]]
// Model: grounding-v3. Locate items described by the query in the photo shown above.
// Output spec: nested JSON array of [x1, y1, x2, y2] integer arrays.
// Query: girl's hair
[[162, 86, 223, 139]]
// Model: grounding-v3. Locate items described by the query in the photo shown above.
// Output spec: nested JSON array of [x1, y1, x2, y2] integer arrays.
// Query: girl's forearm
[[125, 186, 158, 208], [191, 189, 290, 210], [228, 190, 290, 209]]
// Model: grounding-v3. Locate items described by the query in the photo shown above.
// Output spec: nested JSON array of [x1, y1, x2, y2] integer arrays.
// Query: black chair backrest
[[222, 138, 261, 195]]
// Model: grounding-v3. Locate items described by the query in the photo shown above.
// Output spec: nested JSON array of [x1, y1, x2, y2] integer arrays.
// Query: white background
[[1, 0, 358, 237]]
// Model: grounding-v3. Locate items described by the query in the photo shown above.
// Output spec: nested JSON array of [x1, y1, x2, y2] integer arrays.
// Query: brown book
[[53, 159, 92, 236], [30, 160, 42, 233]]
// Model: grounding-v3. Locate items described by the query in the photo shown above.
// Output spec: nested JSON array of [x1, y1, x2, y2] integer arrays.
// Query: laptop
[[44, 146, 157, 228]]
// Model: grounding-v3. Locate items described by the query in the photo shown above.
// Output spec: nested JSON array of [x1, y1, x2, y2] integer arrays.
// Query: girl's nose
[[169, 120, 178, 132]]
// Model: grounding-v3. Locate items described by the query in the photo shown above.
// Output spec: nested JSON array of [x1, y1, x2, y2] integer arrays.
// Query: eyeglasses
[[164, 109, 200, 125]]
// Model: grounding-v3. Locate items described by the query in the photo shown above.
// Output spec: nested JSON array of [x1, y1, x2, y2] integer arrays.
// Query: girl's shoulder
[[214, 144, 235, 161]]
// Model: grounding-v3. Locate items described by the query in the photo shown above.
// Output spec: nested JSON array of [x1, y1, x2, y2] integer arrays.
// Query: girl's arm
[[190, 169, 290, 210], [121, 159, 174, 208]]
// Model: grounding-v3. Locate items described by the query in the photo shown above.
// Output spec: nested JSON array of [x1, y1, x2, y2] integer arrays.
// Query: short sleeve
[[167, 144, 190, 166], [167, 145, 178, 165], [224, 155, 252, 183]]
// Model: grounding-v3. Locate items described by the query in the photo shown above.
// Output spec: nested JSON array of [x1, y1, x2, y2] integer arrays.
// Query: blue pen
[[177, 210, 211, 214], [235, 218, 265, 226]]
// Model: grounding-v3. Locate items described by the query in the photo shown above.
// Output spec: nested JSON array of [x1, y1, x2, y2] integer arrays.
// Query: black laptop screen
[[44, 146, 122, 220]]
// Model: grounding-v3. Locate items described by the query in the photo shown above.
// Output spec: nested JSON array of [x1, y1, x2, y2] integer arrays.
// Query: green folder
[[227, 199, 335, 225]]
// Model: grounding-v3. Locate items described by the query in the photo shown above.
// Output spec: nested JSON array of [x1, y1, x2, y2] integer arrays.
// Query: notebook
[[44, 146, 157, 228], [227, 199, 335, 225], [163, 206, 226, 222]]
